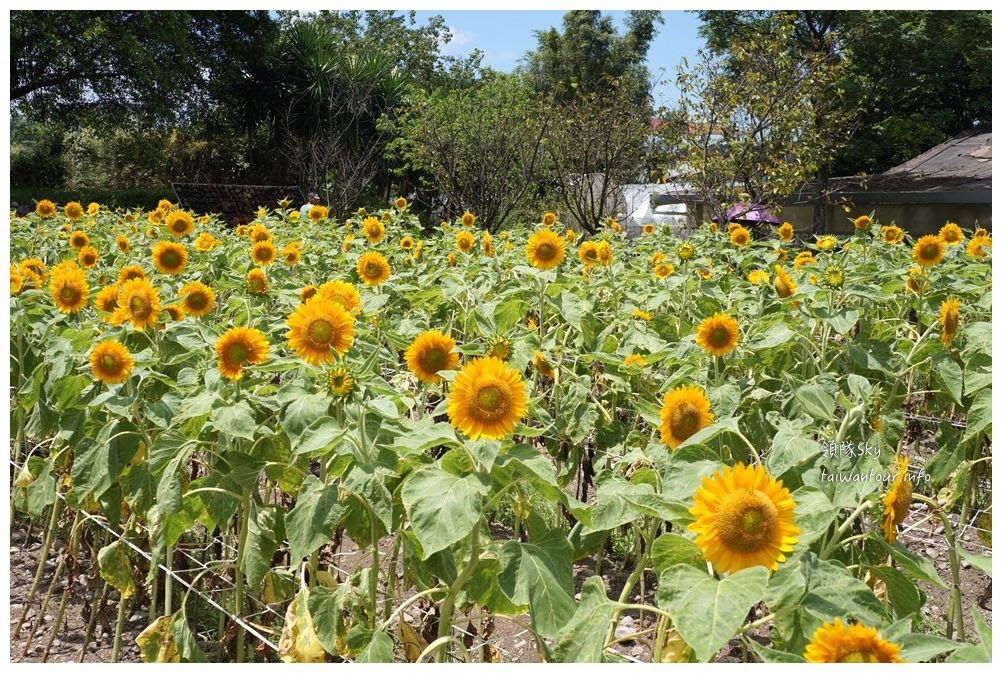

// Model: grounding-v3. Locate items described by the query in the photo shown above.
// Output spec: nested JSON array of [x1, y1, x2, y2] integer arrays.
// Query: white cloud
[[440, 26, 474, 54]]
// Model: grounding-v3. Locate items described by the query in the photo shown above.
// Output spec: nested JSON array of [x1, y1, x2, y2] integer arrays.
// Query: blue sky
[[413, 10, 704, 105]]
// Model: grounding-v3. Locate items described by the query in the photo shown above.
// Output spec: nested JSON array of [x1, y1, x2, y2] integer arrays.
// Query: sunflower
[[328, 366, 354, 397], [157, 199, 174, 212], [597, 240, 613, 265], [413, 240, 423, 259], [405, 330, 459, 383], [400, 235, 415, 251], [912, 235, 945, 267], [163, 303, 184, 321], [448, 253, 457, 267], [525, 229, 566, 270], [118, 265, 147, 283], [362, 217, 386, 244], [882, 455, 913, 544], [565, 229, 577, 243], [356, 251, 391, 286], [677, 242, 695, 261], [609, 219, 622, 233], [654, 263, 674, 279], [10, 265, 24, 295], [632, 308, 653, 321], [282, 243, 301, 265], [179, 281, 215, 317], [152, 241, 188, 274], [651, 252, 667, 264], [316, 280, 361, 313], [816, 235, 837, 251], [748, 269, 769, 285], [165, 211, 195, 238], [395, 197, 408, 210], [695, 313, 740, 357], [939, 221, 964, 245], [148, 208, 166, 225], [94, 283, 121, 315], [64, 201, 84, 221], [112, 277, 161, 329], [623, 354, 646, 369], [729, 226, 751, 247], [532, 350, 555, 379], [487, 336, 512, 361], [286, 297, 356, 365], [461, 211, 476, 227], [87, 202, 100, 216], [456, 230, 475, 253], [578, 241, 600, 267], [853, 214, 872, 231], [89, 340, 134, 385], [342, 234, 355, 253], [938, 296, 960, 345], [69, 230, 90, 249], [804, 619, 902, 663], [658, 385, 714, 449], [78, 245, 100, 269], [881, 226, 904, 244], [775, 247, 788, 264], [447, 357, 529, 440], [49, 266, 89, 314], [35, 199, 56, 218], [822, 264, 845, 288], [482, 230, 493, 255], [250, 240, 277, 266], [115, 235, 130, 253], [215, 327, 270, 380], [300, 286, 317, 303], [793, 251, 815, 269], [905, 266, 925, 295], [643, 223, 655, 236], [542, 212, 557, 227], [966, 235, 991, 258], [246, 268, 268, 294], [689, 463, 800, 574], [777, 222, 794, 242], [773, 266, 797, 298], [308, 205, 329, 222], [381, 211, 392, 222]]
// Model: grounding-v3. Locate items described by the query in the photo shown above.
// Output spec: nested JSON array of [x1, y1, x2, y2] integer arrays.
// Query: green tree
[[696, 10, 991, 175], [387, 74, 549, 232], [521, 10, 664, 106]]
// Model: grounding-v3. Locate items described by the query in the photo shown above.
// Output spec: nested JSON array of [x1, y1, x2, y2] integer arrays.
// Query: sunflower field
[[9, 199, 993, 663]]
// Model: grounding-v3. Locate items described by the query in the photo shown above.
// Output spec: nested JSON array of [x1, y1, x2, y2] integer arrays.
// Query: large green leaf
[[657, 564, 769, 662], [401, 466, 489, 559], [650, 533, 704, 574], [210, 400, 257, 441], [547, 576, 614, 662], [498, 529, 575, 640], [286, 476, 342, 562]]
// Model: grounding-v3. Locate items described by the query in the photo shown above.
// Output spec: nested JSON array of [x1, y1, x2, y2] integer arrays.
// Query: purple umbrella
[[711, 203, 781, 226]]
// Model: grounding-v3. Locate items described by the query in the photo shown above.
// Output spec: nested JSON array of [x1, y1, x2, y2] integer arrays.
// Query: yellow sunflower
[[87, 202, 100, 216], [362, 217, 386, 244], [794, 251, 815, 269], [69, 230, 90, 249], [597, 240, 613, 265], [316, 280, 361, 313], [165, 211, 195, 238], [94, 283, 121, 316], [64, 201, 84, 221], [565, 228, 577, 243], [215, 326, 270, 380], [913, 235, 945, 267], [853, 214, 872, 231], [118, 264, 147, 283], [308, 205, 329, 222], [35, 199, 56, 218], [282, 243, 301, 265], [578, 240, 600, 267], [448, 253, 457, 267], [327, 366, 354, 397], [395, 197, 408, 210], [285, 298, 356, 365], [966, 235, 991, 258], [111, 277, 161, 329], [400, 235, 415, 250], [729, 226, 751, 247], [773, 266, 797, 299], [532, 350, 555, 379], [405, 330, 459, 383], [526, 229, 566, 270], [447, 357, 529, 440], [542, 212, 557, 227], [658, 385, 714, 449], [10, 265, 24, 295], [152, 241, 189, 274], [115, 235, 130, 253], [632, 308, 653, 321], [748, 269, 769, 285], [78, 245, 100, 269], [938, 296, 960, 345], [816, 235, 837, 251], [250, 240, 277, 266], [623, 354, 646, 369], [695, 313, 740, 356], [689, 462, 800, 574], [487, 336, 512, 361], [194, 232, 219, 251], [654, 263, 674, 279], [356, 251, 391, 286], [342, 233, 355, 253], [775, 247, 788, 264], [881, 226, 904, 244], [179, 281, 215, 317], [456, 230, 475, 253], [461, 211, 476, 227], [643, 223, 655, 236], [246, 268, 268, 294], [777, 222, 794, 242], [157, 199, 174, 212], [882, 455, 913, 544], [651, 251, 667, 264], [804, 619, 902, 663], [677, 242, 695, 261], [939, 221, 964, 245], [89, 340, 134, 385], [148, 208, 165, 225], [163, 304, 185, 321], [49, 266, 89, 314]]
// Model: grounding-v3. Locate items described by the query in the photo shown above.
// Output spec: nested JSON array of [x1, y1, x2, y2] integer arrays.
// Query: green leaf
[[498, 529, 575, 640], [869, 536, 947, 588], [242, 503, 280, 591], [280, 392, 331, 442], [294, 417, 347, 455], [286, 476, 342, 562], [355, 630, 394, 663], [650, 533, 704, 574], [897, 633, 960, 662], [793, 384, 835, 421], [749, 323, 795, 350], [677, 416, 741, 451], [867, 565, 924, 618], [932, 354, 963, 406], [957, 546, 992, 577], [210, 400, 257, 441], [791, 486, 836, 547], [171, 611, 208, 662], [962, 388, 991, 444], [391, 418, 461, 453], [657, 565, 769, 662], [547, 576, 614, 662], [401, 466, 489, 559], [98, 540, 136, 599], [767, 417, 822, 477], [749, 639, 806, 663]]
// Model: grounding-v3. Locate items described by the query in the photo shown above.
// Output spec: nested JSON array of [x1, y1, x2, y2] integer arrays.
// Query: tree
[[387, 74, 549, 232], [696, 10, 992, 176], [542, 86, 652, 233], [521, 10, 664, 107], [662, 16, 854, 227]]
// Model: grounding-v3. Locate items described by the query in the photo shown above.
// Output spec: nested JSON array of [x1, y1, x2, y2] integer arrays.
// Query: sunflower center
[[60, 286, 80, 302], [99, 354, 119, 373], [365, 262, 381, 278], [129, 295, 150, 317], [307, 318, 334, 344], [476, 384, 508, 415], [709, 326, 731, 347], [716, 489, 779, 553], [537, 243, 555, 260], [187, 292, 207, 310], [921, 243, 939, 260], [839, 650, 881, 664], [227, 343, 249, 364], [163, 250, 181, 267], [944, 309, 958, 334], [423, 348, 446, 369], [669, 402, 702, 441]]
